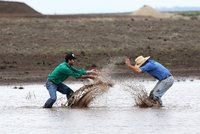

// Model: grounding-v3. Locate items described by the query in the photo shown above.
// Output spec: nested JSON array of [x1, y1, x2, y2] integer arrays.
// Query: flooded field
[[0, 79, 200, 134]]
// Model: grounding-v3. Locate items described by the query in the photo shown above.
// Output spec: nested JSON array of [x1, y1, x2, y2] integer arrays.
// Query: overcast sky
[[5, 0, 200, 14]]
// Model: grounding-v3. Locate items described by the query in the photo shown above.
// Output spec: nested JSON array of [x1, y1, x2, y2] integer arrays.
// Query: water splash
[[63, 77, 113, 108], [122, 80, 161, 108], [100, 56, 126, 81]]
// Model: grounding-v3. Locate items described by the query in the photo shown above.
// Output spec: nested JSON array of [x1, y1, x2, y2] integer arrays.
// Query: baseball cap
[[65, 52, 76, 61]]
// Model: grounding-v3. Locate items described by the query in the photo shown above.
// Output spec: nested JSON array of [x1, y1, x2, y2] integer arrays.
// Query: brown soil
[[0, 12, 200, 84]]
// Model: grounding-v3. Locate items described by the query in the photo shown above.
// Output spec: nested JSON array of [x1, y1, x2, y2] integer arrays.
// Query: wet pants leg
[[43, 80, 58, 108], [149, 76, 174, 104], [57, 83, 74, 99]]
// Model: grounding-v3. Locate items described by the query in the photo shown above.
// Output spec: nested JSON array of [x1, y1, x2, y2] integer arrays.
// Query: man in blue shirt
[[125, 55, 174, 106]]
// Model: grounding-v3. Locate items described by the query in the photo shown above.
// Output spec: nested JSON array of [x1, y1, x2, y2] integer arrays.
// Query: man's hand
[[81, 75, 96, 80], [87, 69, 98, 75], [125, 57, 142, 73], [125, 58, 131, 66]]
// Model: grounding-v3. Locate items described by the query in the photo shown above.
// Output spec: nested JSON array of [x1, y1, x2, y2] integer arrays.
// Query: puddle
[[0, 79, 200, 133]]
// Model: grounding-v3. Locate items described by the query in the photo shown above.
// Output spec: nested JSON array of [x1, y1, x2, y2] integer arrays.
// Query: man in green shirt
[[43, 52, 97, 108]]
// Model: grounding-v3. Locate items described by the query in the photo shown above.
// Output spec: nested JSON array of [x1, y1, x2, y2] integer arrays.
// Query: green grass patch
[[177, 11, 200, 16]]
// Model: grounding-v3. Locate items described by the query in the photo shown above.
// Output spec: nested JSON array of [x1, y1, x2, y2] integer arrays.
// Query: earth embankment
[[0, 1, 41, 16], [0, 16, 200, 83]]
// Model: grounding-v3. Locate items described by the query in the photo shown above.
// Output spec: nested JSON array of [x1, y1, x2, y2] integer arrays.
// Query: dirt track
[[0, 15, 200, 84]]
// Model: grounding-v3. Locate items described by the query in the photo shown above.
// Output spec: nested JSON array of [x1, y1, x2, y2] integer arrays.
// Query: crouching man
[[43, 52, 97, 108], [125, 55, 174, 106]]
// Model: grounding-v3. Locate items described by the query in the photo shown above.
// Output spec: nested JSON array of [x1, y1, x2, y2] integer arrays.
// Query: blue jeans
[[149, 76, 174, 104], [43, 79, 74, 108]]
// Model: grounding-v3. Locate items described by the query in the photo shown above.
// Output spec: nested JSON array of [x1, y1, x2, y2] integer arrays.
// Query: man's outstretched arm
[[125, 58, 142, 74]]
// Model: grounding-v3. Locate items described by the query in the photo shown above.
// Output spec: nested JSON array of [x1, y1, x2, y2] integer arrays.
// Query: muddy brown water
[[0, 79, 200, 134]]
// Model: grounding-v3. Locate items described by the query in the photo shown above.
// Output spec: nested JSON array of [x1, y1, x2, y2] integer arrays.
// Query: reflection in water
[[0, 79, 200, 134], [25, 91, 36, 100]]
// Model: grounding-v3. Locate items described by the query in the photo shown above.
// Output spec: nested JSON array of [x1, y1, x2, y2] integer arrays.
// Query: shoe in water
[[148, 96, 163, 107]]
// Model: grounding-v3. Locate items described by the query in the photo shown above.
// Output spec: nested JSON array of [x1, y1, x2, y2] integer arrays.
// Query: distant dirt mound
[[0, 1, 41, 15], [131, 5, 177, 19]]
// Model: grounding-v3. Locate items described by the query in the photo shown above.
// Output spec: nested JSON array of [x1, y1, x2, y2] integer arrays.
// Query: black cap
[[65, 52, 76, 61]]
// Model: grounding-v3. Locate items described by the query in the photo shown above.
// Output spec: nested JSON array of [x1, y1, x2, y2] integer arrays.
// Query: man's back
[[140, 60, 171, 80]]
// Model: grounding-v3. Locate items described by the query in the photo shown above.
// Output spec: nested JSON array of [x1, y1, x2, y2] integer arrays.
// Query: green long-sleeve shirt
[[48, 62, 86, 85]]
